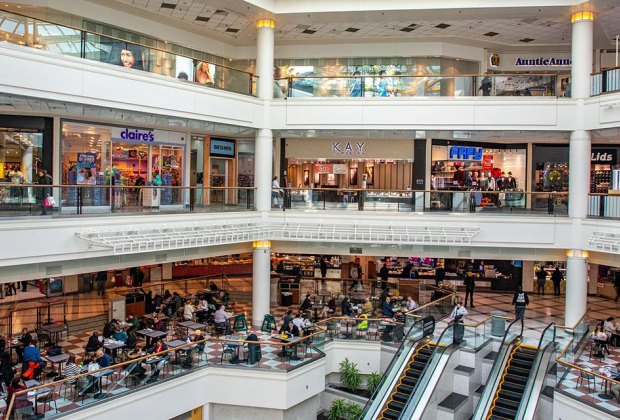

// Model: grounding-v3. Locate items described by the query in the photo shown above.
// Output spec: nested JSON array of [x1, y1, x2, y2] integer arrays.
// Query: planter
[[321, 383, 369, 412]]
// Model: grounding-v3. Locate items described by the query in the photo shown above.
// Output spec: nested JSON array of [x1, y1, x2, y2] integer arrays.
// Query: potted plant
[[327, 398, 363, 420], [339, 358, 362, 393], [366, 372, 382, 397]]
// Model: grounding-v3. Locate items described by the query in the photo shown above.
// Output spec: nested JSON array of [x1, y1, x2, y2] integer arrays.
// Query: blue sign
[[111, 127, 155, 142], [449, 146, 483, 161], [210, 138, 235, 157]]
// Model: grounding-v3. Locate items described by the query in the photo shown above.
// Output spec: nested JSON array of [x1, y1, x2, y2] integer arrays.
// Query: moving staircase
[[486, 344, 537, 420], [378, 342, 435, 420]]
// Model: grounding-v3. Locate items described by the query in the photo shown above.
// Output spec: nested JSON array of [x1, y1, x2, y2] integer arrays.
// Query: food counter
[[172, 262, 252, 278]]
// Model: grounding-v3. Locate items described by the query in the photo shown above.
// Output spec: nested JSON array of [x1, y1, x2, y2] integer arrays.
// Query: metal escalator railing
[[472, 318, 522, 420], [361, 318, 429, 419], [514, 322, 556, 419], [398, 324, 456, 419]]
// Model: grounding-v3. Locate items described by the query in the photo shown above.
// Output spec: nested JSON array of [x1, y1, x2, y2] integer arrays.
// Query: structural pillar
[[565, 251, 588, 327], [256, 19, 275, 101], [252, 240, 272, 327], [568, 130, 591, 219]]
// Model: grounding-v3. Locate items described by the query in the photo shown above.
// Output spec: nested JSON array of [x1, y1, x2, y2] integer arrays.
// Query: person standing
[[463, 269, 476, 308], [271, 176, 282, 208], [320, 256, 328, 278], [82, 272, 94, 293], [95, 271, 107, 297], [379, 262, 389, 290], [435, 265, 446, 286], [551, 267, 563, 296], [36, 169, 52, 215], [536, 267, 547, 295], [450, 301, 468, 344], [512, 286, 529, 334], [479, 73, 492, 96]]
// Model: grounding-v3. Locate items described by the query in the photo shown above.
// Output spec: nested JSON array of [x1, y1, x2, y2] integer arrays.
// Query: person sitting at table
[[246, 330, 261, 365], [300, 293, 312, 311], [193, 330, 206, 353], [605, 317, 620, 346], [382, 296, 395, 318], [171, 292, 184, 313], [15, 328, 32, 363], [214, 304, 232, 335], [361, 297, 374, 316], [279, 320, 300, 338], [144, 291, 155, 313], [113, 326, 128, 344], [592, 322, 610, 356], [64, 355, 88, 390], [126, 314, 141, 333], [7, 377, 33, 417], [96, 349, 112, 368], [153, 292, 164, 309], [183, 300, 195, 321], [341, 297, 354, 317], [86, 331, 103, 354], [143, 338, 169, 383], [393, 310, 407, 341], [293, 312, 306, 333], [103, 319, 117, 339], [209, 281, 219, 292], [163, 289, 172, 301], [22, 340, 46, 380], [405, 296, 418, 312]]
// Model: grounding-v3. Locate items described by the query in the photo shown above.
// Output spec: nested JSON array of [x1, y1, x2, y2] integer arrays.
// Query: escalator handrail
[[472, 318, 522, 420], [398, 323, 455, 419], [513, 322, 556, 420], [361, 317, 427, 418]]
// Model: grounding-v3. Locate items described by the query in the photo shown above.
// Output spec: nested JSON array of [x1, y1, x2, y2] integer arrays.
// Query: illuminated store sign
[[515, 57, 572, 67], [449, 146, 483, 161]]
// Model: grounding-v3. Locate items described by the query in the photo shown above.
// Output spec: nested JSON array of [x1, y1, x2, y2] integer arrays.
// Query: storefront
[[0, 115, 53, 206], [283, 138, 415, 194], [61, 121, 186, 211], [430, 140, 527, 210]]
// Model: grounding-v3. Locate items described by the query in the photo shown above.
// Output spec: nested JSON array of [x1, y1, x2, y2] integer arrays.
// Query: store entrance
[[210, 158, 230, 204]]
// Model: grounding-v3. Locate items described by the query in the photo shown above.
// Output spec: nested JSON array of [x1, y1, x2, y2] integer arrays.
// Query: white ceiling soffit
[[77, 220, 480, 255]]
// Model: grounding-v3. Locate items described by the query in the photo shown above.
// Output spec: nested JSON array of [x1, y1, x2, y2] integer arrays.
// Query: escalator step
[[415, 354, 430, 363], [410, 361, 428, 370], [490, 416, 513, 420], [393, 392, 410, 403], [505, 374, 528, 385], [399, 384, 413, 394], [498, 389, 522, 402], [511, 358, 534, 368], [513, 350, 536, 360], [387, 400, 405, 411], [419, 348, 433, 356], [502, 381, 525, 393], [381, 408, 401, 419], [507, 366, 532, 377], [491, 406, 517, 419], [405, 369, 421, 378], [496, 397, 520, 411], [402, 376, 418, 387]]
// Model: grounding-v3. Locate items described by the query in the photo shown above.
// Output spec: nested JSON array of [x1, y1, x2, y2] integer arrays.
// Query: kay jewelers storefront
[[61, 121, 187, 212], [284, 138, 415, 191]]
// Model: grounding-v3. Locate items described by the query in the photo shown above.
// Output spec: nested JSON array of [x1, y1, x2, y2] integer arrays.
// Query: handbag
[[44, 196, 56, 207]]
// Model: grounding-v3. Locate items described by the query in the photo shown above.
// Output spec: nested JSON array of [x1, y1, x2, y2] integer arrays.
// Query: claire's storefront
[[61, 121, 186, 212]]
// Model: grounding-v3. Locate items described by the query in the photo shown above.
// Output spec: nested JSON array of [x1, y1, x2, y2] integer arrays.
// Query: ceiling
[[109, 0, 620, 48]]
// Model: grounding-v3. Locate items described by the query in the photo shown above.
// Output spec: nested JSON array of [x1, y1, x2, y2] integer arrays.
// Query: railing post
[[358, 190, 365, 211], [287, 77, 293, 97]]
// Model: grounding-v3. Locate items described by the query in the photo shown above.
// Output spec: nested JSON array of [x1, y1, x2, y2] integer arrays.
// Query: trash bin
[[490, 311, 507, 336], [281, 292, 293, 306]]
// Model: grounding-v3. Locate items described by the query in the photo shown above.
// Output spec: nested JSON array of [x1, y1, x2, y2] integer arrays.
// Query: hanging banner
[[333, 164, 347, 174], [482, 155, 494, 171]]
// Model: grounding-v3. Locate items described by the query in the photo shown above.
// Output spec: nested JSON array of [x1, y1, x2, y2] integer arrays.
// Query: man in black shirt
[[512, 286, 530, 334], [463, 269, 476, 308]]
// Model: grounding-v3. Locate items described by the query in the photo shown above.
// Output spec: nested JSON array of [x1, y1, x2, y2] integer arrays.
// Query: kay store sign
[[285, 139, 414, 160]]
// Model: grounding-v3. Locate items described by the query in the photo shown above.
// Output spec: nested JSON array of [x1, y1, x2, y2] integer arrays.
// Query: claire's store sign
[[111, 127, 155, 142], [449, 146, 483, 161]]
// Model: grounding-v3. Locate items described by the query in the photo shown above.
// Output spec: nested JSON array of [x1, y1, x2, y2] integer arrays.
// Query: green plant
[[327, 399, 362, 420], [339, 358, 362, 392], [366, 371, 383, 396], [328, 398, 347, 420]]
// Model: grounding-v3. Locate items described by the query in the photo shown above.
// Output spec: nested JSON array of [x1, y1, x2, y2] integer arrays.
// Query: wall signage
[[422, 316, 435, 337], [332, 141, 365, 156], [449, 146, 483, 161], [489, 53, 500, 68], [515, 57, 572, 67], [111, 127, 155, 142], [210, 138, 236, 157], [591, 149, 617, 165]]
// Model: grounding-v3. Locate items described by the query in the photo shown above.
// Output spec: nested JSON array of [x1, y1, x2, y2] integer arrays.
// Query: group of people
[[535, 266, 564, 296]]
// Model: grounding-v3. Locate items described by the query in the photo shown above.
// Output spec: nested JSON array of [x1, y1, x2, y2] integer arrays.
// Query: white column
[[254, 129, 273, 212], [256, 19, 275, 100], [570, 12, 594, 100], [568, 130, 591, 218], [565, 251, 588, 327], [52, 117, 61, 205], [252, 241, 271, 327]]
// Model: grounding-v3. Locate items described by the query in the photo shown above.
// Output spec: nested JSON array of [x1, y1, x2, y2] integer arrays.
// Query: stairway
[[486, 344, 537, 420], [379, 342, 435, 420]]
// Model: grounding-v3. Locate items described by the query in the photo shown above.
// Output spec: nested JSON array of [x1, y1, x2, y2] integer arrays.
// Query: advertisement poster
[[77, 152, 97, 185], [482, 155, 494, 171]]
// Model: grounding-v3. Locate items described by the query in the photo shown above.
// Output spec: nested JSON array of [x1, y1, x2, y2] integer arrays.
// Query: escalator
[[379, 342, 435, 419], [486, 344, 537, 420]]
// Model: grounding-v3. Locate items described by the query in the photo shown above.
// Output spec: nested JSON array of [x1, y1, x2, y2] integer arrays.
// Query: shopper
[[271, 176, 282, 208], [320, 257, 328, 278], [551, 267, 563, 296], [512, 286, 529, 334], [35, 169, 52, 215], [463, 269, 476, 308], [379, 262, 389, 290], [96, 271, 107, 297], [435, 265, 446, 286], [536, 267, 547, 295], [479, 73, 492, 96], [82, 273, 94, 293], [450, 301, 467, 344]]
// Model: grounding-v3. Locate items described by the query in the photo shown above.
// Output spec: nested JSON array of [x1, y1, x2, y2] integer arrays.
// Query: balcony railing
[[591, 66, 620, 96], [0, 185, 255, 218], [273, 188, 568, 216], [587, 193, 620, 219], [275, 73, 567, 98], [0, 9, 257, 96]]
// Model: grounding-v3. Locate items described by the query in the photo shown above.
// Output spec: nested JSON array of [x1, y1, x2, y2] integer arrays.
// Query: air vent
[[399, 27, 415, 32], [349, 247, 362, 254], [195, 16, 210, 22], [302, 29, 316, 34], [484, 32, 499, 37], [155, 253, 168, 263], [226, 28, 239, 33], [435, 23, 451, 29], [345, 27, 360, 33], [45, 265, 62, 275], [520, 38, 535, 43], [161, 3, 176, 9]]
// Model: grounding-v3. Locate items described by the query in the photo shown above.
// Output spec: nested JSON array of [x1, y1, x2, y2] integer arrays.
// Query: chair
[[590, 340, 607, 359], [61, 380, 79, 398], [220, 345, 235, 364], [36, 390, 58, 415], [576, 365, 596, 392]]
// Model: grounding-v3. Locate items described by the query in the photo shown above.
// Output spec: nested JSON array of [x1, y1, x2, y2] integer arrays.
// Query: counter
[[172, 263, 252, 278]]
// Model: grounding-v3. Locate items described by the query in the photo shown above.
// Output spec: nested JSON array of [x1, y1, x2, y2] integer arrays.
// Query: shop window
[[0, 129, 43, 204]]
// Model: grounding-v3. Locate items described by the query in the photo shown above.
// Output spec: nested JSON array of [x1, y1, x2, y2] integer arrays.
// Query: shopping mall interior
[[1, 0, 620, 419]]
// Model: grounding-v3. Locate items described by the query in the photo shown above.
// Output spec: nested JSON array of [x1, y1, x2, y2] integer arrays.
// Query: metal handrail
[[278, 73, 565, 79]]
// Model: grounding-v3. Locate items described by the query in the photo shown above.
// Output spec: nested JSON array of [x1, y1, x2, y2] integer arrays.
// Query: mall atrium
[[0, 0, 620, 419]]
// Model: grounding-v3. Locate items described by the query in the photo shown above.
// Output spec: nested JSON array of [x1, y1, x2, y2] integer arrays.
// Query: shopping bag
[[44, 196, 56, 207]]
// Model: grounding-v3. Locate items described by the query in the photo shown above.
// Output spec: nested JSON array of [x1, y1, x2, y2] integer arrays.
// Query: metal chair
[[36, 390, 58, 415], [576, 365, 597, 392]]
